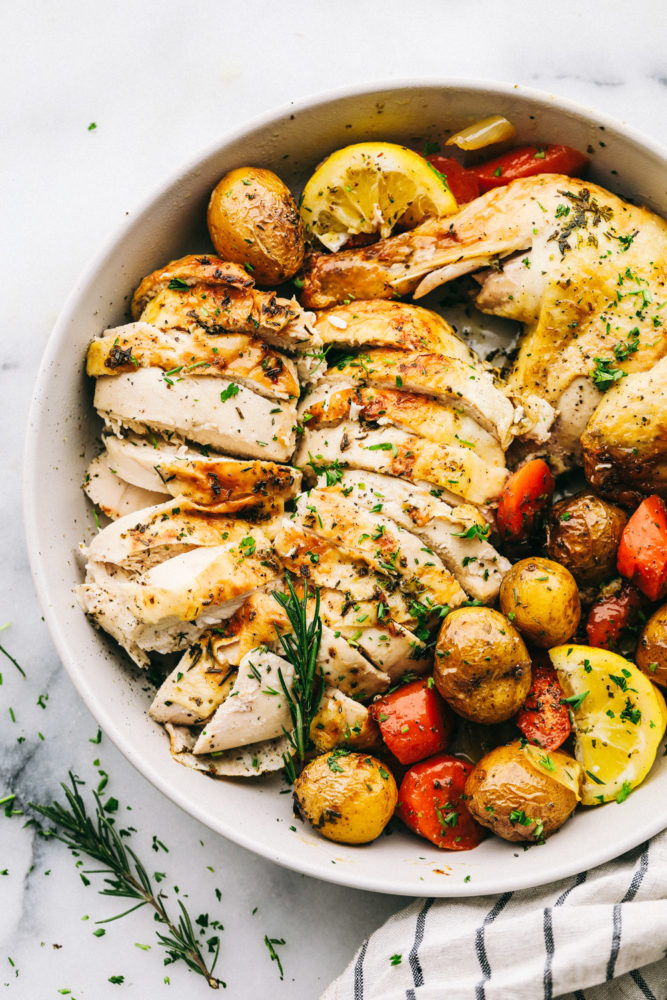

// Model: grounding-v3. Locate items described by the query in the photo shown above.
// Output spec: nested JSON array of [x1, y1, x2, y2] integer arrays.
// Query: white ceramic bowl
[[24, 80, 667, 897]]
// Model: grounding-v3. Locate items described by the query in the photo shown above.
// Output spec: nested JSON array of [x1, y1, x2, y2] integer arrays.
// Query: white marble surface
[[3, 1, 667, 996]]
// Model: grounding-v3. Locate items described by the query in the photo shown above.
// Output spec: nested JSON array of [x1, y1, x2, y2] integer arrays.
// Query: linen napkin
[[321, 830, 667, 1000]]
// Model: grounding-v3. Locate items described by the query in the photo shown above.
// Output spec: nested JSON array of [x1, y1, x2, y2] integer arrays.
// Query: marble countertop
[[3, 1, 666, 996]]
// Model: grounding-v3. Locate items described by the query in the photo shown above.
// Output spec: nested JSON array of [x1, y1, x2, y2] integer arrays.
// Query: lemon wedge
[[549, 644, 666, 806], [300, 141, 458, 251]]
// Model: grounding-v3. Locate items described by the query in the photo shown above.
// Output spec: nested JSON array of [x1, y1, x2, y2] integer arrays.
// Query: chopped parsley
[[220, 383, 240, 402]]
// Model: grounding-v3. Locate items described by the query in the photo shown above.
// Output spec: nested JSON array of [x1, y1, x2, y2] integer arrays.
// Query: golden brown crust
[[581, 358, 667, 506], [312, 300, 466, 354], [87, 325, 299, 399], [138, 283, 300, 341], [300, 385, 505, 465], [131, 254, 253, 318], [300, 215, 457, 308], [157, 456, 300, 511]]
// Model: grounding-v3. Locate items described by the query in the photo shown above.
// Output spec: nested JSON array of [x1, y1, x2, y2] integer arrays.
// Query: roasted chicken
[[77, 501, 281, 666], [582, 355, 667, 506], [301, 175, 667, 468], [131, 255, 317, 351], [311, 299, 476, 357], [85, 433, 301, 520]]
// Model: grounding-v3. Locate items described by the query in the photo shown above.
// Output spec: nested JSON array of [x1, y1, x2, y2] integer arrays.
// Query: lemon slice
[[300, 142, 458, 251], [550, 644, 667, 806]]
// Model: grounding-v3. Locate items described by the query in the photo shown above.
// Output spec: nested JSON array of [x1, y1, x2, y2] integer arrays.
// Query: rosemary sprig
[[28, 773, 223, 989], [273, 574, 324, 781]]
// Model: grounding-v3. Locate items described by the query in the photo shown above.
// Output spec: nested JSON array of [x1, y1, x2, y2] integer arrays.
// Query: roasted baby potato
[[434, 607, 531, 724], [294, 751, 397, 844], [546, 493, 627, 586], [207, 167, 305, 284], [636, 604, 667, 687], [499, 557, 580, 647], [464, 740, 583, 842]]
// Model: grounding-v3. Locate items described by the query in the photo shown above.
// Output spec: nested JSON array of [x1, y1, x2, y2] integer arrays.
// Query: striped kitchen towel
[[321, 830, 667, 1000]]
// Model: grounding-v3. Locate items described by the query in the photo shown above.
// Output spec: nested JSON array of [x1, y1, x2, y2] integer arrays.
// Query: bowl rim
[[23, 77, 667, 897]]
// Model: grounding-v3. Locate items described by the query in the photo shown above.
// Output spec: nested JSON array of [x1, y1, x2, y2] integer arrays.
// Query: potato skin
[[207, 167, 305, 284], [636, 604, 667, 687], [499, 557, 581, 648], [294, 752, 397, 844], [434, 608, 531, 724], [464, 741, 582, 842], [546, 493, 627, 586]]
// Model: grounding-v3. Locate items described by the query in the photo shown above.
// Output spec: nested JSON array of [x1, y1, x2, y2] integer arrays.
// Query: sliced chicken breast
[[310, 688, 380, 752], [149, 588, 291, 724], [87, 322, 299, 400], [337, 622, 431, 679], [94, 369, 296, 462], [84, 452, 165, 520], [79, 529, 281, 659], [165, 723, 292, 777], [131, 254, 319, 352], [122, 533, 279, 626], [131, 255, 257, 316], [316, 586, 412, 629], [312, 300, 477, 359], [192, 648, 293, 754], [149, 639, 239, 725], [318, 624, 390, 699], [84, 497, 255, 574], [101, 434, 301, 513], [333, 471, 511, 603], [275, 525, 424, 627], [299, 383, 506, 468], [275, 521, 402, 603], [296, 424, 507, 505], [292, 488, 466, 610], [77, 561, 149, 667], [330, 350, 516, 447]]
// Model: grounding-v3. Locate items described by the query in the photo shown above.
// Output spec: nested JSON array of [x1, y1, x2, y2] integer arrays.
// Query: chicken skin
[[582, 356, 667, 506]]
